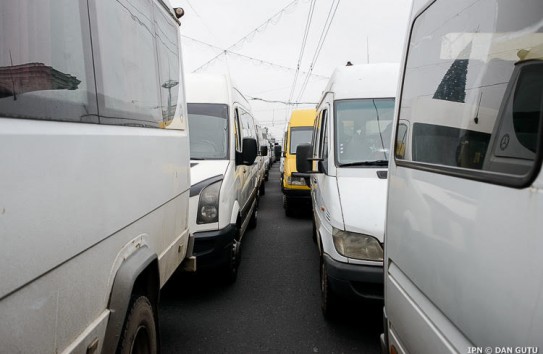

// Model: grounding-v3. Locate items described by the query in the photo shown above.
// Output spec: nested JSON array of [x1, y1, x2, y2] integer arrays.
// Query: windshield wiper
[[338, 160, 388, 167], [190, 157, 206, 160]]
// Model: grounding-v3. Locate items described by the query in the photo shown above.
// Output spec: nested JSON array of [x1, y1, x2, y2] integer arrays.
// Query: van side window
[[484, 61, 543, 175], [312, 109, 328, 172], [238, 107, 255, 140], [0, 1, 97, 123], [396, 0, 543, 185], [321, 109, 329, 163], [154, 3, 182, 129], [93, 0, 163, 128]]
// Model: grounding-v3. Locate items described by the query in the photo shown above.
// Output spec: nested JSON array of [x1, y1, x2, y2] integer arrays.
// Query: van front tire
[[320, 258, 338, 320], [222, 236, 241, 284], [283, 195, 293, 217], [118, 296, 157, 354]]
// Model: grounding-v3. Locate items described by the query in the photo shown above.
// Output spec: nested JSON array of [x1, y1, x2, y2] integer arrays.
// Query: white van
[[296, 63, 399, 317], [382, 0, 543, 353], [186, 73, 261, 283], [0, 1, 190, 353]]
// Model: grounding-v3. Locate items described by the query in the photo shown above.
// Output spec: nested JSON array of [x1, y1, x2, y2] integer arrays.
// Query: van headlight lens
[[332, 228, 383, 261], [197, 181, 221, 224], [287, 176, 306, 186]]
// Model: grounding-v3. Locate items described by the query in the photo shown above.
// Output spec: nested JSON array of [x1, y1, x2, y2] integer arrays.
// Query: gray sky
[[170, 0, 413, 141]]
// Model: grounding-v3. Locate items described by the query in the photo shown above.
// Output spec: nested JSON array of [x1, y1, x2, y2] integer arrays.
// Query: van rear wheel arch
[[103, 247, 160, 354]]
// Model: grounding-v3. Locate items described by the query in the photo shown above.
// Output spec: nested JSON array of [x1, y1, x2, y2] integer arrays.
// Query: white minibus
[[0, 1, 191, 352], [382, 0, 543, 352], [186, 73, 261, 283], [296, 63, 399, 317]]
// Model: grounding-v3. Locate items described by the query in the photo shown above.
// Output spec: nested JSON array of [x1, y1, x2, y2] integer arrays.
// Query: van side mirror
[[260, 145, 268, 157], [236, 138, 258, 165], [296, 143, 313, 173]]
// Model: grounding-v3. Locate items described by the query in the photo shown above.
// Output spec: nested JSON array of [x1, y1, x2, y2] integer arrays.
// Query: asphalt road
[[159, 164, 382, 353]]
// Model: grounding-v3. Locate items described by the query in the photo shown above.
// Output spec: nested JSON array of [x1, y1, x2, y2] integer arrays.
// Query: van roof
[[186, 73, 250, 108], [288, 108, 316, 127], [322, 63, 400, 101]]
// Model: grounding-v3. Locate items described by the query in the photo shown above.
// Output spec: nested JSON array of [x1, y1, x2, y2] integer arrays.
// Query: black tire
[[312, 213, 318, 244], [259, 181, 266, 196], [248, 208, 258, 229], [283, 195, 293, 217], [222, 234, 241, 284], [321, 258, 338, 320], [118, 296, 157, 354]]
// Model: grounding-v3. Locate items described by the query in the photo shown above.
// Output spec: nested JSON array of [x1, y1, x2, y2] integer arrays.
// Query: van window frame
[[393, 2, 543, 189]]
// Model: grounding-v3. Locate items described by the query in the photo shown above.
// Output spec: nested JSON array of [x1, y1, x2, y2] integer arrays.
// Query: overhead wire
[[192, 0, 300, 73], [182, 35, 329, 79], [295, 0, 341, 103], [287, 0, 316, 106]]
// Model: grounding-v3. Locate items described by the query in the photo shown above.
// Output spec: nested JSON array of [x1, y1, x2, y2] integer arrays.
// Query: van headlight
[[332, 227, 383, 261], [287, 175, 306, 186], [197, 181, 221, 224]]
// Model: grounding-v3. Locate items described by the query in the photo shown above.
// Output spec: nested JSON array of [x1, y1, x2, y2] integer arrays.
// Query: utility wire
[[192, 0, 300, 73], [287, 0, 316, 105], [182, 35, 329, 79], [247, 95, 318, 105], [295, 0, 341, 102]]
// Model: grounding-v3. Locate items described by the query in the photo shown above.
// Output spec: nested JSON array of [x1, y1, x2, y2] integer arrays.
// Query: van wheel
[[321, 258, 338, 320], [223, 238, 240, 284], [312, 213, 317, 244], [259, 181, 266, 196], [283, 195, 293, 217], [249, 209, 258, 229], [118, 296, 157, 354]]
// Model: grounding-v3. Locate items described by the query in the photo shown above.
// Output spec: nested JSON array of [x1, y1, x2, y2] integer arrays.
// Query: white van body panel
[[190, 160, 230, 186], [0, 1, 190, 350], [387, 166, 543, 349], [336, 168, 387, 241], [383, 0, 543, 351]]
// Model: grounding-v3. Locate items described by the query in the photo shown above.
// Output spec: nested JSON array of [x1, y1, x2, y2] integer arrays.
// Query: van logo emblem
[[500, 134, 510, 150]]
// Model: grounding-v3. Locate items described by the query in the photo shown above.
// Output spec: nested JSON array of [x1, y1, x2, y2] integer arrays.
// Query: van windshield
[[335, 98, 395, 166], [290, 127, 313, 154], [187, 103, 229, 159]]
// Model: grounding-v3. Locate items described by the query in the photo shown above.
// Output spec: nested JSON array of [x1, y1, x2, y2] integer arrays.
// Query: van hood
[[190, 160, 230, 186], [336, 169, 387, 242]]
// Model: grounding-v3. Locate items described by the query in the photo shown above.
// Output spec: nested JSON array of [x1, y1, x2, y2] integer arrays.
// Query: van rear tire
[[118, 296, 157, 354]]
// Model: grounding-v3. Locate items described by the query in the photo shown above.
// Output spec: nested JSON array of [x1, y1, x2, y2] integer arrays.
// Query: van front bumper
[[192, 224, 236, 270], [323, 254, 383, 301]]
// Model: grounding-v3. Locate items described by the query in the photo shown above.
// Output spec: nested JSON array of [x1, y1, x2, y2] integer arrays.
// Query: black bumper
[[282, 188, 311, 200], [192, 224, 236, 270], [323, 254, 384, 301]]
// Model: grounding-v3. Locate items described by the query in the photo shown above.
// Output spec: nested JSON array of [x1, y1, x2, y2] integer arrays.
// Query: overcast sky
[[169, 0, 413, 141]]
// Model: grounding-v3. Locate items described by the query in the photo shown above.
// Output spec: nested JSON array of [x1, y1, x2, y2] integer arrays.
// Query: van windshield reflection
[[187, 103, 229, 160], [335, 98, 395, 165]]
